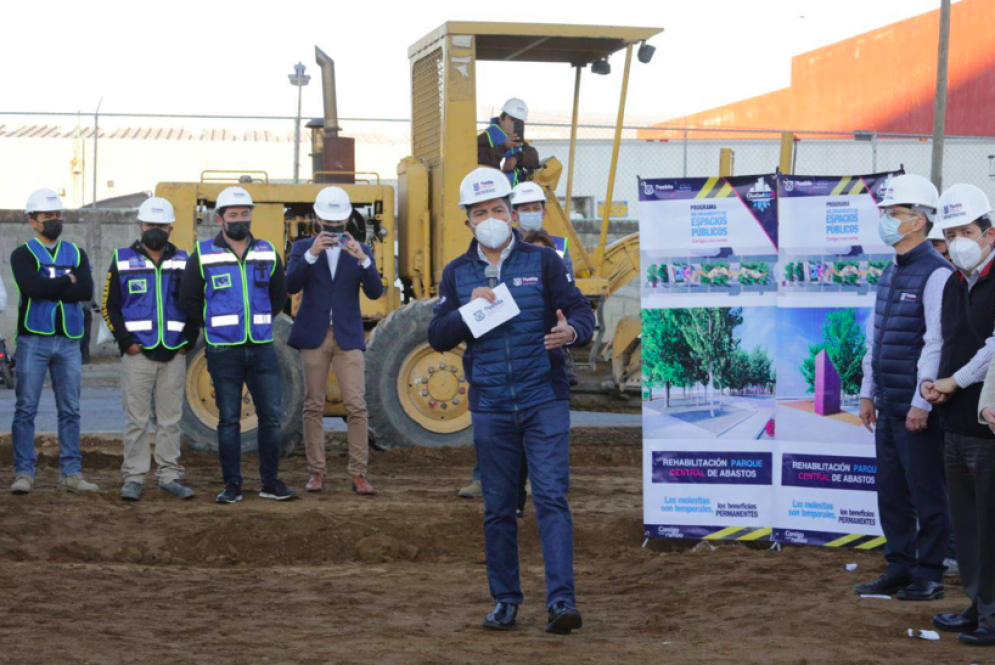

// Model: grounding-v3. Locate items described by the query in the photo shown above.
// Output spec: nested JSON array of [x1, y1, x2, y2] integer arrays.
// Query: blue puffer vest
[[872, 241, 950, 416], [453, 242, 554, 412]]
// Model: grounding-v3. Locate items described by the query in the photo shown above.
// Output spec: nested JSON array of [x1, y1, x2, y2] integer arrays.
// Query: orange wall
[[641, 0, 995, 139]]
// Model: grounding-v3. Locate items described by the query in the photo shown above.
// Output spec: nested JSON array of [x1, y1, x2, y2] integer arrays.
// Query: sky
[[776, 306, 872, 396], [735, 306, 777, 357], [1, 0, 954, 127]]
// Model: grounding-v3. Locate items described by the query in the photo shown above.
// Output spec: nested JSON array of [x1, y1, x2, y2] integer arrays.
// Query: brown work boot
[[352, 476, 376, 496], [305, 473, 325, 492]]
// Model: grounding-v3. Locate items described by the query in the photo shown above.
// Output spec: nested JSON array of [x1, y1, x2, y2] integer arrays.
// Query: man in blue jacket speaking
[[286, 187, 384, 495], [429, 167, 595, 635]]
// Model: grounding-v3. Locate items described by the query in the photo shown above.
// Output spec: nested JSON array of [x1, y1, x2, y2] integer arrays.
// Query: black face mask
[[40, 219, 63, 241], [225, 221, 251, 241], [142, 228, 169, 251]]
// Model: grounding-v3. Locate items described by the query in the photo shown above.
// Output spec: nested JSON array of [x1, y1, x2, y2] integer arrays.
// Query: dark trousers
[[473, 400, 575, 609], [945, 431, 995, 628], [205, 343, 282, 488], [875, 413, 949, 582]]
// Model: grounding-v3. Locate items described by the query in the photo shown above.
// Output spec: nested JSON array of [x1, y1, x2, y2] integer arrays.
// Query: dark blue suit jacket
[[286, 237, 384, 350]]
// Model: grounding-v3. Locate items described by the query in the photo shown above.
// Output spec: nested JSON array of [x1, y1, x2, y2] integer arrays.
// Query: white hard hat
[[313, 186, 353, 222], [876, 174, 939, 212], [511, 181, 545, 207], [137, 197, 176, 224], [216, 186, 254, 210], [935, 183, 994, 231], [459, 167, 513, 210], [502, 98, 528, 122], [26, 188, 64, 214], [927, 223, 946, 241]]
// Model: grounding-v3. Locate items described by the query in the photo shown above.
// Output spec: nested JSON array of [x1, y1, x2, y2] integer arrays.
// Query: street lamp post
[[288, 62, 311, 184]]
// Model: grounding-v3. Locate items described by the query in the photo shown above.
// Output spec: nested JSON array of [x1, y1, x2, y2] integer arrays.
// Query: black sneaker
[[259, 480, 299, 501], [216, 484, 243, 504]]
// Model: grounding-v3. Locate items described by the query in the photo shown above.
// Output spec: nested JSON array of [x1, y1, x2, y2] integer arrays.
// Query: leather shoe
[[959, 626, 995, 646], [897, 579, 945, 601], [933, 608, 978, 633], [854, 572, 911, 596], [546, 601, 583, 634], [352, 476, 376, 496], [483, 602, 518, 631], [305, 473, 324, 492]]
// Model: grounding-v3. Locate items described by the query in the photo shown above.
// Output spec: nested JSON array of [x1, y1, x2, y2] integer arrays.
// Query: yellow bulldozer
[[156, 22, 661, 452]]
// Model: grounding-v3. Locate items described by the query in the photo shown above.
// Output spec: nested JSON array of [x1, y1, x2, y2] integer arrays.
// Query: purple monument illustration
[[814, 350, 842, 416]]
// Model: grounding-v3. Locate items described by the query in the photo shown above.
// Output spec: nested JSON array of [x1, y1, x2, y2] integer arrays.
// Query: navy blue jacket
[[429, 231, 595, 413], [286, 237, 383, 351], [871, 241, 949, 417]]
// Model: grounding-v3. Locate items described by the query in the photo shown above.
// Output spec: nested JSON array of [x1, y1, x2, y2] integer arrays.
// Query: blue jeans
[[473, 400, 575, 608], [472, 452, 529, 510], [205, 343, 282, 488], [11, 334, 83, 476]]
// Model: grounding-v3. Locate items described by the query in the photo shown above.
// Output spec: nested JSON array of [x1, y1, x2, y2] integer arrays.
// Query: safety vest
[[18, 238, 84, 339], [197, 237, 276, 346], [115, 246, 188, 349], [485, 120, 522, 187], [551, 235, 568, 259]]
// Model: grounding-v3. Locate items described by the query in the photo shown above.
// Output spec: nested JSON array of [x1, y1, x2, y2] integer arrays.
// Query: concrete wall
[[0, 212, 640, 357]]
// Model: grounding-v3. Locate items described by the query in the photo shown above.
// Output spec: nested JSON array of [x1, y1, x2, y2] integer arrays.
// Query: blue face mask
[[878, 213, 909, 246], [517, 210, 544, 231]]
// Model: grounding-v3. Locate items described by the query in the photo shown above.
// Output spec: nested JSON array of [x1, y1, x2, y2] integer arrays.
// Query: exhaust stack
[[311, 46, 354, 183]]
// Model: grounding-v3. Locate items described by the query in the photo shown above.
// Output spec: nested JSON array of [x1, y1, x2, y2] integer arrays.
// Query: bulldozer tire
[[366, 298, 473, 448], [180, 314, 304, 457]]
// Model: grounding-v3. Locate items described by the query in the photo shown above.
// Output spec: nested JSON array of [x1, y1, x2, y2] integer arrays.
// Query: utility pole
[[288, 62, 310, 184], [930, 0, 952, 191]]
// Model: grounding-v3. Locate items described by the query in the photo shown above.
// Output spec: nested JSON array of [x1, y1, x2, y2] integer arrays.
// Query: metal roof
[[410, 22, 662, 63]]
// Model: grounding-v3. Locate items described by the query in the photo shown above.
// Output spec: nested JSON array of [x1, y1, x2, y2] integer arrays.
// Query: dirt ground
[[0, 429, 980, 665]]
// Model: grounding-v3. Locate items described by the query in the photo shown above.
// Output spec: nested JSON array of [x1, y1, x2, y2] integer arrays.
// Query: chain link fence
[[2, 111, 994, 217], [528, 125, 995, 225]]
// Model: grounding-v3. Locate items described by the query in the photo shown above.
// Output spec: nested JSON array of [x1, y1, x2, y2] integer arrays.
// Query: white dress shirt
[[303, 243, 371, 326], [859, 257, 953, 412]]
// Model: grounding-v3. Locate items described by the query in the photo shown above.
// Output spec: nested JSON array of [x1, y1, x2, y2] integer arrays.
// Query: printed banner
[[640, 175, 778, 541], [641, 171, 902, 548], [773, 171, 899, 546]]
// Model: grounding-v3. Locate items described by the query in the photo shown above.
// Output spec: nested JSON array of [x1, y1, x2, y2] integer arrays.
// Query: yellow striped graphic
[[703, 526, 747, 540], [825, 533, 864, 547], [830, 177, 852, 197], [855, 536, 887, 550], [847, 180, 865, 195], [738, 528, 773, 541], [714, 182, 735, 199], [696, 177, 720, 199]]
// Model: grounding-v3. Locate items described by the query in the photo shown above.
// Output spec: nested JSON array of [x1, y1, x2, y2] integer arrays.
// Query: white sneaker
[[57, 474, 99, 493], [459, 479, 483, 498], [10, 475, 34, 494]]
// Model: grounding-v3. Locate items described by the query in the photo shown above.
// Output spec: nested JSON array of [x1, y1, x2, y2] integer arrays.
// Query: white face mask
[[948, 236, 986, 272], [474, 217, 511, 249], [517, 210, 544, 231]]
